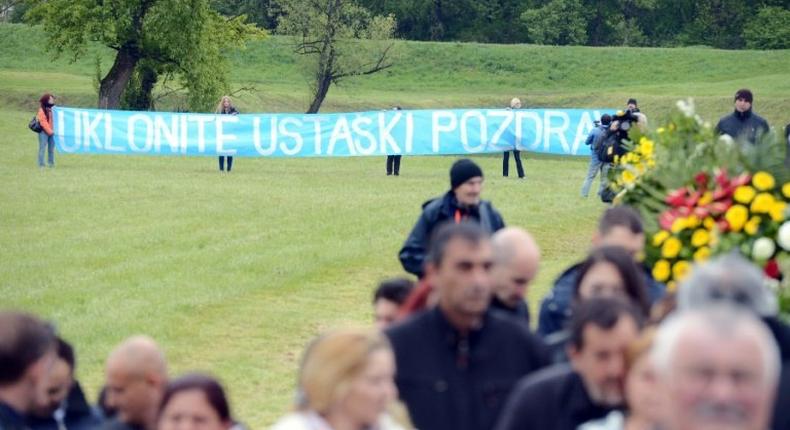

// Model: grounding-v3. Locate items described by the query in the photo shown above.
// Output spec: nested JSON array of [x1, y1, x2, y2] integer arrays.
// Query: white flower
[[718, 134, 735, 146], [676, 98, 695, 117], [752, 237, 776, 260], [778, 221, 790, 251]]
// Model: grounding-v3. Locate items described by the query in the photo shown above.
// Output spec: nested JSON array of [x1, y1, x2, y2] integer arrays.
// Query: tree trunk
[[99, 48, 139, 109], [307, 72, 332, 114]]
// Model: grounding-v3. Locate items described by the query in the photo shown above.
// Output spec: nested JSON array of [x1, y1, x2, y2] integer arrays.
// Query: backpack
[[28, 116, 42, 133], [596, 131, 625, 163]]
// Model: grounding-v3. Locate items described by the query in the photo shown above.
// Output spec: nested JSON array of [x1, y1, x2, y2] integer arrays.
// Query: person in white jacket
[[270, 329, 410, 430]]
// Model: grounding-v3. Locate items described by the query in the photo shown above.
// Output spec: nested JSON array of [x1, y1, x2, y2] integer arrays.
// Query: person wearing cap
[[503, 98, 525, 179], [715, 88, 770, 144], [398, 158, 505, 278]]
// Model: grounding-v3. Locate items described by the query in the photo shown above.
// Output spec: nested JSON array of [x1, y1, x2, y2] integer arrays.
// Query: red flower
[[731, 173, 752, 188], [765, 259, 780, 279], [666, 188, 688, 208], [684, 191, 701, 208], [693, 206, 710, 219], [694, 172, 710, 190], [714, 168, 730, 188], [659, 210, 677, 231], [717, 219, 730, 232]]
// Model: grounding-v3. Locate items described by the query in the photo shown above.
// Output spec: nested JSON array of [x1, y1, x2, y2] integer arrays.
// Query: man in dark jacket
[[495, 298, 644, 430], [27, 338, 101, 430], [538, 206, 664, 338], [0, 312, 56, 430], [715, 88, 770, 144], [399, 158, 505, 278], [387, 222, 549, 430]]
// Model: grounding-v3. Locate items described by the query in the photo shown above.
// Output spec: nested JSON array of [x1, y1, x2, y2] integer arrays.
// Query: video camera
[[612, 108, 640, 133]]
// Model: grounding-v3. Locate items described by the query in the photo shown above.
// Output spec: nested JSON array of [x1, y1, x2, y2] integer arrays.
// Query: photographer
[[595, 99, 645, 202]]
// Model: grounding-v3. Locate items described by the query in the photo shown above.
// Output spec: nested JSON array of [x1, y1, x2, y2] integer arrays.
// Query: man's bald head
[[490, 228, 541, 308], [105, 336, 167, 430]]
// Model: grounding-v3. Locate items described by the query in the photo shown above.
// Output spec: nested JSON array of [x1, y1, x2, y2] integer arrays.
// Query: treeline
[[208, 0, 790, 49]]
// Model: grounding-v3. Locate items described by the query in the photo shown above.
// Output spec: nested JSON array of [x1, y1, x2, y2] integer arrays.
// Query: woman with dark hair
[[158, 373, 233, 430], [545, 246, 650, 363], [573, 246, 650, 316], [36, 93, 56, 168]]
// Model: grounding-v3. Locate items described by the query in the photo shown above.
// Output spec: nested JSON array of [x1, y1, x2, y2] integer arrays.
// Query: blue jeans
[[38, 132, 54, 167], [581, 153, 605, 197]]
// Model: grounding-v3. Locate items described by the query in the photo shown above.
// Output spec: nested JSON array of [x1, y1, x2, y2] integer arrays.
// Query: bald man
[[101, 336, 167, 430], [490, 227, 540, 327]]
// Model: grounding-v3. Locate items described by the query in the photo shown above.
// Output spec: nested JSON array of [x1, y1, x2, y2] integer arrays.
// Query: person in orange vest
[[36, 93, 56, 168]]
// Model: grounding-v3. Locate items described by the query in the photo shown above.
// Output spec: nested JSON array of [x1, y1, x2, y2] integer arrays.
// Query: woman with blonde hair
[[271, 329, 409, 430], [216, 96, 238, 172]]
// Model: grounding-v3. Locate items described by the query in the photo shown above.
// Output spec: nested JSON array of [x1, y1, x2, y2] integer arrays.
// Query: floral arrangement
[[611, 99, 790, 317]]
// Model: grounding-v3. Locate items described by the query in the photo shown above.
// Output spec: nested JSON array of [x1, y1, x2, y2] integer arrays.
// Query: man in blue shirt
[[580, 114, 612, 198]]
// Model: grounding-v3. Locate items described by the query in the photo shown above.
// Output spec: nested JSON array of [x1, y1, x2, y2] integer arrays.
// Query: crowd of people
[[11, 88, 789, 430]]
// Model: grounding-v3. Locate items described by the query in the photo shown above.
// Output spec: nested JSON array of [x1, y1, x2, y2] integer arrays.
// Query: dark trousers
[[386, 155, 402, 175], [503, 150, 524, 177], [219, 156, 234, 171]]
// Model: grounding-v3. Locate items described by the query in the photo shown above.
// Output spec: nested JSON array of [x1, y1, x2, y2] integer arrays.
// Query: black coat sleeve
[[493, 377, 545, 430], [398, 210, 434, 277]]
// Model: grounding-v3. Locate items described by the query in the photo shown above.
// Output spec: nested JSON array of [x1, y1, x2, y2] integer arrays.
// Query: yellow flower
[[752, 171, 775, 191], [725, 205, 749, 232], [750, 193, 775, 214], [733, 186, 757, 204], [647, 159, 656, 168], [703, 216, 715, 230], [686, 215, 701, 228], [652, 230, 671, 247], [669, 123, 676, 131], [622, 170, 636, 185], [744, 216, 761, 235], [657, 127, 666, 134], [691, 229, 710, 247], [652, 260, 671, 282], [672, 261, 692, 282], [783, 182, 790, 198], [698, 191, 713, 206], [638, 138, 654, 156], [671, 217, 687, 234], [667, 281, 678, 293], [770, 201, 787, 222], [662, 237, 682, 259], [693, 247, 711, 262]]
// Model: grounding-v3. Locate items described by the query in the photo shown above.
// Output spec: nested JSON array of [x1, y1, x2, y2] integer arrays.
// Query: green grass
[[1, 21, 789, 427]]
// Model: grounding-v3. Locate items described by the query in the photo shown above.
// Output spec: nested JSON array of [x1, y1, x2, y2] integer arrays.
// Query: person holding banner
[[385, 106, 403, 176], [216, 96, 239, 172], [36, 93, 56, 168], [502, 98, 525, 179]]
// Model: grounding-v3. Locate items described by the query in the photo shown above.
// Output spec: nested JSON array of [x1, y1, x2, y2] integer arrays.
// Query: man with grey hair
[[489, 227, 540, 326], [677, 253, 790, 429], [652, 306, 780, 430], [100, 336, 167, 430]]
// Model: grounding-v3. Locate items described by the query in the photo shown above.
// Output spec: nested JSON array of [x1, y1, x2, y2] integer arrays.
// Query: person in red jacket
[[36, 93, 56, 168]]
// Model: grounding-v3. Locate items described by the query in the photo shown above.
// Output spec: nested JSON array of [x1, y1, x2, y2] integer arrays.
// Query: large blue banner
[[53, 107, 610, 157]]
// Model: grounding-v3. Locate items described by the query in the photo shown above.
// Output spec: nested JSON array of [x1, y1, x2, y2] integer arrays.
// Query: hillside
[[1, 23, 789, 125]]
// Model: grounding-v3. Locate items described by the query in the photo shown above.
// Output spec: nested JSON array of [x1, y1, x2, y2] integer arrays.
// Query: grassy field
[[1, 22, 789, 427]]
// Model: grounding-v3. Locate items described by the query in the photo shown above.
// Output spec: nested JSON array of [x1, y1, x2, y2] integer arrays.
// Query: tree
[[521, 0, 587, 45], [743, 6, 790, 49], [26, 0, 264, 111], [277, 0, 396, 113]]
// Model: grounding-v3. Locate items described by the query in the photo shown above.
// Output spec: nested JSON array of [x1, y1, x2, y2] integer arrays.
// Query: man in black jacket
[[495, 298, 643, 430], [715, 89, 770, 144], [387, 222, 549, 430], [0, 312, 56, 430], [399, 159, 505, 278]]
